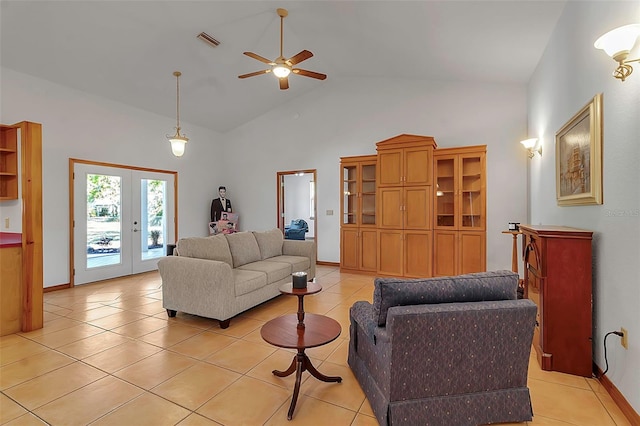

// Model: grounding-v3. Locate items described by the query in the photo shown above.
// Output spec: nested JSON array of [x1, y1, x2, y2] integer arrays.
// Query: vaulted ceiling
[[1, 1, 566, 133]]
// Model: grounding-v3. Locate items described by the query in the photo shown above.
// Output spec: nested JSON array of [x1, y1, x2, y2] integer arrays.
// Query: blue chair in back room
[[285, 219, 308, 240]]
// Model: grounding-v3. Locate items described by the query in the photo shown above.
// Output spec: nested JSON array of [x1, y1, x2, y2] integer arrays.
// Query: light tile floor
[[0, 265, 631, 425]]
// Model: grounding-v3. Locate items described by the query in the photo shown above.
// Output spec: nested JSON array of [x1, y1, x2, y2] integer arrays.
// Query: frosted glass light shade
[[594, 24, 640, 60], [169, 136, 188, 157], [520, 138, 538, 149]]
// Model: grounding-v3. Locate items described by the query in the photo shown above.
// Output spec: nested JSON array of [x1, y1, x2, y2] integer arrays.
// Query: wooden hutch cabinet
[[338, 135, 487, 279], [433, 145, 486, 276], [376, 135, 436, 277], [340, 155, 378, 273], [520, 225, 593, 377]]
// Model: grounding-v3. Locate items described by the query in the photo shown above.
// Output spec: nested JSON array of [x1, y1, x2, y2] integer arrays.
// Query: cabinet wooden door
[[377, 229, 403, 276], [434, 155, 456, 229], [360, 229, 378, 272], [378, 149, 402, 186], [459, 231, 485, 274], [404, 146, 432, 186], [340, 228, 359, 270], [404, 186, 431, 229], [378, 187, 402, 228], [433, 230, 457, 276], [378, 145, 432, 187], [434, 149, 485, 231], [459, 154, 485, 230], [404, 231, 432, 277], [378, 186, 431, 230]]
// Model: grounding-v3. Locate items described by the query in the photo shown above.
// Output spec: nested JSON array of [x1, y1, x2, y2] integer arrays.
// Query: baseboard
[[316, 261, 339, 267], [594, 364, 640, 425], [43, 283, 70, 293]]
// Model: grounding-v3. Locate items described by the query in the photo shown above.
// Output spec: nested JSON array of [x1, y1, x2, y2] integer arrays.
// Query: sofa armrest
[[282, 239, 316, 278], [158, 256, 235, 320]]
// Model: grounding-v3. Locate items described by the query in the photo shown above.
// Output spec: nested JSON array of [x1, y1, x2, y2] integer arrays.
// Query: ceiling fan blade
[[292, 69, 327, 80], [287, 50, 313, 66], [243, 52, 275, 65], [238, 69, 271, 79], [279, 77, 289, 90]]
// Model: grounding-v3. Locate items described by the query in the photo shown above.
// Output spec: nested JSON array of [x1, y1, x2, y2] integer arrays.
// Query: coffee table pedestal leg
[[272, 349, 342, 420]]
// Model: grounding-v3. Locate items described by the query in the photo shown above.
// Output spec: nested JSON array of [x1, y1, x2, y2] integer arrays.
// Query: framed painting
[[556, 93, 603, 206]]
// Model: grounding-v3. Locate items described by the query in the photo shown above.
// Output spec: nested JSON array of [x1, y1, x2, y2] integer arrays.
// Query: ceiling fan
[[238, 8, 327, 90]]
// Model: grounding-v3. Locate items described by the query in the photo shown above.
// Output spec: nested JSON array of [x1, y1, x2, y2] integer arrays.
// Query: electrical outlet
[[4, 217, 9, 229], [621, 327, 628, 349]]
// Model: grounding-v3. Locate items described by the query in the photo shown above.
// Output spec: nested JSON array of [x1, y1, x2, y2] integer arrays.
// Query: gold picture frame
[[556, 93, 603, 206]]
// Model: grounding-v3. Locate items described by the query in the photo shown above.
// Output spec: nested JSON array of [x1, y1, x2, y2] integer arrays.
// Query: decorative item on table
[[292, 272, 307, 289], [508, 222, 520, 231]]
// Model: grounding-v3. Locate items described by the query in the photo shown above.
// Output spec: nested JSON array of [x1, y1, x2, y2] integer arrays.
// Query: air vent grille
[[197, 32, 220, 47]]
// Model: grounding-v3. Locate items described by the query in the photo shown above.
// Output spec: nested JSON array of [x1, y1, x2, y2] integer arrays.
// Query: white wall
[[527, 1, 640, 413], [223, 76, 529, 267], [0, 68, 222, 288]]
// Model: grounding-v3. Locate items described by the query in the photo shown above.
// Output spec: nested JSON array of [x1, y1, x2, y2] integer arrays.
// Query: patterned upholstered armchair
[[348, 271, 537, 426]]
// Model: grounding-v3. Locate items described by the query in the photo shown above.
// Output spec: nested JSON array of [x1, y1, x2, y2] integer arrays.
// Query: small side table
[[261, 282, 342, 420], [501, 230, 523, 274]]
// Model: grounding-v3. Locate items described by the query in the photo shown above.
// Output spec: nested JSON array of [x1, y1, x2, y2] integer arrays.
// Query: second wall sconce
[[520, 138, 541, 158], [594, 24, 640, 82]]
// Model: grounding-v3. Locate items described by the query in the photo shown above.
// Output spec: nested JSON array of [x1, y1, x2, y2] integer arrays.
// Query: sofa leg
[[167, 309, 177, 318], [219, 319, 231, 329]]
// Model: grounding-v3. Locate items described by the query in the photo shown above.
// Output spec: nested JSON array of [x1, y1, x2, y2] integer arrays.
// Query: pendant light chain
[[174, 71, 182, 132]]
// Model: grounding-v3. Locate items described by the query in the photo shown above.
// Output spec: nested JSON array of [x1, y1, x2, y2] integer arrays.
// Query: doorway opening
[[277, 170, 317, 244]]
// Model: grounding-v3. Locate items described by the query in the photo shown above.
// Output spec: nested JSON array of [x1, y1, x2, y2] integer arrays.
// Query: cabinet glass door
[[435, 157, 455, 227], [361, 164, 376, 225], [343, 165, 357, 225], [460, 156, 483, 229]]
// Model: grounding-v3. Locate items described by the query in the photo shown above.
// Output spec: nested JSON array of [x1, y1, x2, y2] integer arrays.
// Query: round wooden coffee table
[[261, 282, 342, 420]]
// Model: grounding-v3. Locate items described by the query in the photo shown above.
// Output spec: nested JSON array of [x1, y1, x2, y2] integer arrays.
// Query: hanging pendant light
[[166, 71, 188, 157]]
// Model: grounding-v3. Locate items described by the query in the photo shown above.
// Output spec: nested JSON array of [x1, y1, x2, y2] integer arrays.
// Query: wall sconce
[[166, 71, 189, 157], [594, 24, 640, 82], [520, 138, 541, 158]]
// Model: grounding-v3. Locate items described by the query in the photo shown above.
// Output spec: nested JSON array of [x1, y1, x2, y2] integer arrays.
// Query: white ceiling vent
[[197, 32, 220, 47]]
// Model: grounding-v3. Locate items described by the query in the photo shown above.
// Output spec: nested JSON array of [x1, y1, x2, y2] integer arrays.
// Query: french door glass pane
[[141, 178, 167, 261], [86, 174, 121, 268]]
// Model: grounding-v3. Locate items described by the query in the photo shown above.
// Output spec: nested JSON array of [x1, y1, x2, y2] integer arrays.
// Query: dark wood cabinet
[[521, 225, 593, 377]]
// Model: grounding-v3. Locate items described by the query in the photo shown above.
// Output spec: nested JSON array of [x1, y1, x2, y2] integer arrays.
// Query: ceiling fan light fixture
[[273, 64, 291, 78]]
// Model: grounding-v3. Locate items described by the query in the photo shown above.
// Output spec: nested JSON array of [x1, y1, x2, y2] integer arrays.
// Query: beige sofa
[[157, 229, 315, 328]]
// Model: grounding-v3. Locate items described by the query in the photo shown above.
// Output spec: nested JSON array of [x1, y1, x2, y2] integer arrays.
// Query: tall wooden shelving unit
[[0, 121, 43, 335], [339, 135, 487, 279], [339, 155, 378, 273], [433, 145, 486, 276]]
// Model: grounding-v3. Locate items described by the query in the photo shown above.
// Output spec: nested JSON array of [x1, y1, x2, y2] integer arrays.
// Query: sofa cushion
[[225, 232, 262, 267], [238, 260, 291, 284], [232, 269, 268, 297], [175, 235, 233, 267], [253, 228, 284, 260], [265, 255, 310, 274], [372, 270, 518, 326]]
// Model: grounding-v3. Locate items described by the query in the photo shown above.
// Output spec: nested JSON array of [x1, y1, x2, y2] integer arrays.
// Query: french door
[[72, 162, 175, 285]]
